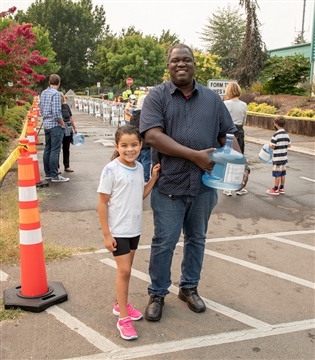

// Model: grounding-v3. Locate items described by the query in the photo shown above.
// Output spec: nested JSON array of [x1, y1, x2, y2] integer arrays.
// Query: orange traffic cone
[[26, 120, 41, 184], [4, 139, 68, 312]]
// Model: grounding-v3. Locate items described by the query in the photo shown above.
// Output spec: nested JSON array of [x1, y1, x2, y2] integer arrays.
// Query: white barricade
[[83, 99, 88, 113], [89, 100, 94, 115], [102, 102, 111, 122], [95, 101, 101, 118]]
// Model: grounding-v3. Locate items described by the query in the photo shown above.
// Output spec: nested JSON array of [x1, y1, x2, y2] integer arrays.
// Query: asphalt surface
[[1, 108, 314, 360]]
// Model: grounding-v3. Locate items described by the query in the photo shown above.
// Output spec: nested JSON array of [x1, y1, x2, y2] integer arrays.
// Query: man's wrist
[[245, 165, 251, 174]]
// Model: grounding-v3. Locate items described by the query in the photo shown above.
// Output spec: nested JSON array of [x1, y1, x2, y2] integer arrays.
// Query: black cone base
[[3, 281, 68, 313]]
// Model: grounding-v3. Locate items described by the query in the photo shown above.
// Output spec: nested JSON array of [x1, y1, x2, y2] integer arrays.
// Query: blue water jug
[[258, 144, 273, 164], [202, 134, 246, 190], [72, 133, 85, 146]]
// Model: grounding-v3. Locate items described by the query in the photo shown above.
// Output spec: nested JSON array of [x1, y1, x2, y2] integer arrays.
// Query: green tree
[[96, 32, 166, 89], [15, 0, 106, 90], [194, 52, 222, 85], [260, 54, 310, 94], [157, 29, 180, 56], [31, 25, 60, 83], [163, 51, 222, 85], [199, 5, 246, 78], [231, 0, 267, 88]]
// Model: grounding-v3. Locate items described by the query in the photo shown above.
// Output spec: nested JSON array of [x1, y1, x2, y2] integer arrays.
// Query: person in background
[[108, 90, 114, 101], [40, 74, 69, 183], [267, 116, 291, 195], [122, 88, 129, 103], [223, 82, 248, 196], [130, 94, 151, 183], [134, 87, 141, 100], [59, 94, 77, 172], [140, 43, 250, 322], [125, 94, 136, 125], [97, 125, 160, 341]]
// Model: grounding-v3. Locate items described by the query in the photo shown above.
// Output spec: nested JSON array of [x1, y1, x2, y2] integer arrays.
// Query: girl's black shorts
[[113, 235, 140, 257]]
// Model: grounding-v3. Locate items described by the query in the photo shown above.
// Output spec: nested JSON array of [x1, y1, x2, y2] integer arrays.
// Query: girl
[[97, 125, 160, 341]]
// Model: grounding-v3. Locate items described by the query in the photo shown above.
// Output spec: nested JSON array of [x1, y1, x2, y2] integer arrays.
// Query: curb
[[245, 136, 315, 157]]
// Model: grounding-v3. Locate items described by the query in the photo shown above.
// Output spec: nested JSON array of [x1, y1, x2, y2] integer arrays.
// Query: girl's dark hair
[[111, 125, 142, 160]]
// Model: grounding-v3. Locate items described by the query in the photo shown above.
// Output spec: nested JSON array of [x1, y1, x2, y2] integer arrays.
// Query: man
[[122, 88, 129, 103], [139, 44, 250, 322], [134, 87, 141, 100], [40, 74, 69, 182]]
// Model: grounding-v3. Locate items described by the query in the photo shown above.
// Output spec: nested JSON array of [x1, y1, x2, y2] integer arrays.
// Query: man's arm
[[145, 127, 216, 173]]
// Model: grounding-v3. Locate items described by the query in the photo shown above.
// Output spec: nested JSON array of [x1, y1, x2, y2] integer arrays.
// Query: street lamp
[[143, 59, 148, 87]]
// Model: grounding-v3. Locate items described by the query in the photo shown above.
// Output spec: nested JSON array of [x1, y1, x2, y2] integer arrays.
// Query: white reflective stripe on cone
[[27, 135, 36, 143], [19, 186, 37, 202], [20, 228, 43, 245], [30, 153, 38, 161]]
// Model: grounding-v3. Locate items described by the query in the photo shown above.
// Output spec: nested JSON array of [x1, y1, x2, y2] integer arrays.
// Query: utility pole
[[301, 0, 306, 42], [310, 0, 315, 94]]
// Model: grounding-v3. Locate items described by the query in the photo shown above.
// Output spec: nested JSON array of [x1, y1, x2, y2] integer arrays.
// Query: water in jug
[[202, 133, 246, 190]]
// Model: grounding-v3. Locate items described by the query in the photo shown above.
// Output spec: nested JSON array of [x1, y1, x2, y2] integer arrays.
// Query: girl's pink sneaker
[[113, 301, 143, 320]]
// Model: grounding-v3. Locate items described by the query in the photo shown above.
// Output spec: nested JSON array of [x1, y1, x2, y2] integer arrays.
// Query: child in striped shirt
[[267, 116, 291, 195]]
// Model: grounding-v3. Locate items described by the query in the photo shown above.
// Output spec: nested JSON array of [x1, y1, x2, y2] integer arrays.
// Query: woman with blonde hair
[[223, 82, 248, 196]]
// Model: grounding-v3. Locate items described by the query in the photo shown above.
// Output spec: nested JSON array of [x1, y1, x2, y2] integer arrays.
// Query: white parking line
[[46, 230, 315, 360], [46, 306, 121, 353], [266, 235, 315, 251], [203, 249, 315, 289], [300, 176, 315, 183], [205, 229, 315, 245], [101, 258, 271, 329], [0, 269, 8, 281], [66, 319, 315, 360]]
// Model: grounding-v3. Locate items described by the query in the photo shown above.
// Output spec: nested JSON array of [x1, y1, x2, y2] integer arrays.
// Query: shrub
[[247, 102, 277, 114], [0, 104, 29, 163], [286, 108, 315, 118]]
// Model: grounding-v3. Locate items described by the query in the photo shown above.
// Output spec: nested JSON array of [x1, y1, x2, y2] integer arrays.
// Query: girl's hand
[[151, 164, 161, 179], [104, 235, 117, 252]]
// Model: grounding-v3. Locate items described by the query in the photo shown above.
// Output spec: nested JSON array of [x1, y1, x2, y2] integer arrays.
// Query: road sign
[[207, 79, 237, 97], [126, 77, 133, 86]]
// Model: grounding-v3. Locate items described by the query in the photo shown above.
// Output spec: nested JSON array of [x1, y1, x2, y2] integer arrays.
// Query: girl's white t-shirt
[[97, 158, 144, 237]]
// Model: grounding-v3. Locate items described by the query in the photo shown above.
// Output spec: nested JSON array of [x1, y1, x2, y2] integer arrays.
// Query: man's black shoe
[[178, 287, 206, 313], [145, 295, 164, 321]]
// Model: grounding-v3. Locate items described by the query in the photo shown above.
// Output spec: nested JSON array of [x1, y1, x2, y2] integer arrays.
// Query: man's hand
[[191, 148, 216, 173]]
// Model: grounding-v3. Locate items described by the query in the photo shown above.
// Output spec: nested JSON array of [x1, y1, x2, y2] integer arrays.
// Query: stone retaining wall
[[247, 114, 315, 136]]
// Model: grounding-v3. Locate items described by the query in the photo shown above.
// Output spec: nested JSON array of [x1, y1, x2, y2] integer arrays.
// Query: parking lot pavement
[[1, 109, 314, 360], [2, 229, 314, 360]]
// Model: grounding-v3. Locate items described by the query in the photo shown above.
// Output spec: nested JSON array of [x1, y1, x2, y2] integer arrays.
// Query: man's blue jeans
[[137, 148, 151, 182], [43, 126, 64, 178], [148, 186, 218, 297]]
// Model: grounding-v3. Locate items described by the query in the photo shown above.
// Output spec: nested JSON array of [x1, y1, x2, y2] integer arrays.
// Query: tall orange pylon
[[4, 139, 68, 312], [26, 120, 41, 184], [26, 120, 48, 188]]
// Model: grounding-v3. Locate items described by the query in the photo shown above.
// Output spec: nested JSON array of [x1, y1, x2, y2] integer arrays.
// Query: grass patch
[[0, 299, 26, 322], [0, 180, 74, 265]]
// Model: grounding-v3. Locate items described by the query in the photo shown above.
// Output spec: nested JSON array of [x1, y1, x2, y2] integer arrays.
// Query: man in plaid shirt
[[40, 74, 69, 182]]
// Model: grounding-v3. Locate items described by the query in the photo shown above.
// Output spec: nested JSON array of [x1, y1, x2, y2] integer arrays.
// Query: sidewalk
[[244, 125, 315, 156]]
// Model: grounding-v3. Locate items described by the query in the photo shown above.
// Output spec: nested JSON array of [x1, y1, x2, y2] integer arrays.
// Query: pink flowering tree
[[0, 7, 48, 115]]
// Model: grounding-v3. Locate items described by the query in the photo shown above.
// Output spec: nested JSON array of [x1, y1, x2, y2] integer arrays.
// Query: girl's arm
[[143, 164, 161, 199], [97, 193, 117, 252]]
